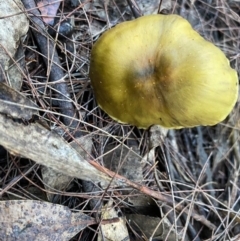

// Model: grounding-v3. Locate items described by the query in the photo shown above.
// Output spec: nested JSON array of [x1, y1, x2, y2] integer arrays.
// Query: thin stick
[[89, 160, 217, 231]]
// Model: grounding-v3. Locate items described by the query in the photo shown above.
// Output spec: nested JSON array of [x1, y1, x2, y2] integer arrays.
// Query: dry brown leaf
[[42, 135, 93, 201], [104, 145, 143, 182], [0, 114, 120, 188], [0, 83, 38, 120], [37, 0, 61, 25], [98, 200, 129, 241], [0, 200, 95, 240], [127, 214, 182, 240], [0, 0, 29, 90]]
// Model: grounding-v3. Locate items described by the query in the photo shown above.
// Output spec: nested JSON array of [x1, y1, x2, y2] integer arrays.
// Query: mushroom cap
[[90, 14, 238, 129]]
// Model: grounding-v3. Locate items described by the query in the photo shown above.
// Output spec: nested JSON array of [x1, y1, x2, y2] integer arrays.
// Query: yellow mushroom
[[90, 14, 239, 129]]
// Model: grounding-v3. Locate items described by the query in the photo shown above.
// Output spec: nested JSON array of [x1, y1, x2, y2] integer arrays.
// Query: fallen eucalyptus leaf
[[98, 200, 129, 241], [104, 145, 143, 182], [42, 135, 93, 201], [0, 114, 119, 187], [0, 200, 95, 240], [127, 214, 182, 241], [0, 0, 29, 90], [0, 83, 38, 120], [37, 0, 60, 25]]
